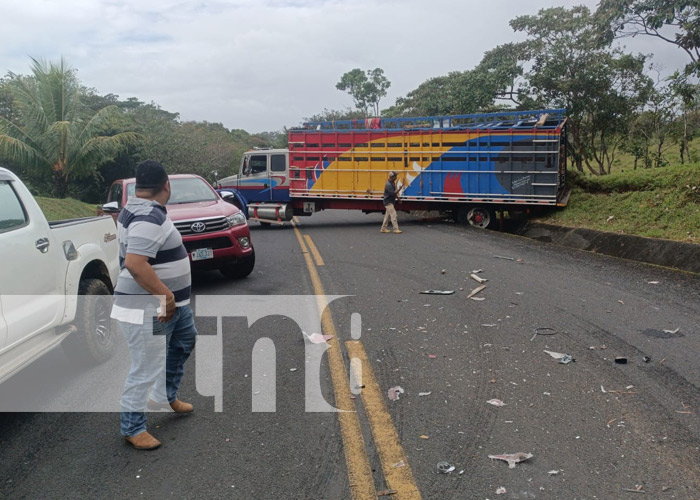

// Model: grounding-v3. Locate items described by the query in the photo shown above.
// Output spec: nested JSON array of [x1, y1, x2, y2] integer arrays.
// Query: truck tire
[[459, 205, 496, 229], [62, 278, 116, 366], [220, 250, 256, 279]]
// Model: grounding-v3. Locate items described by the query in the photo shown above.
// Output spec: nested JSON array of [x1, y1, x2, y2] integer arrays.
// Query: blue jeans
[[119, 305, 197, 437]]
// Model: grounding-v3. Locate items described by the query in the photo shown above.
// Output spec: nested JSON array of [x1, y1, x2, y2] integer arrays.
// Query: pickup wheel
[[62, 278, 116, 365], [220, 250, 256, 279]]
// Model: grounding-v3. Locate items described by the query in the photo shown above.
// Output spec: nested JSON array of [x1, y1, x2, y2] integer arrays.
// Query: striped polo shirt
[[110, 197, 191, 324]]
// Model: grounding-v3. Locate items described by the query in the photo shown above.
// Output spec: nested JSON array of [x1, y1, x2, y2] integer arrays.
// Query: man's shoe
[[169, 399, 194, 413], [380, 228, 391, 233], [124, 431, 161, 450], [147, 398, 194, 413], [393, 229, 403, 234]]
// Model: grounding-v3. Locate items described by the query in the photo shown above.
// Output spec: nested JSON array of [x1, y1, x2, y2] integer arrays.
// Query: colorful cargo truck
[[217, 108, 569, 228]]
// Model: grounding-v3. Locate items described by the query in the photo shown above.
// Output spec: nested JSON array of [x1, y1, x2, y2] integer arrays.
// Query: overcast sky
[[0, 0, 688, 132]]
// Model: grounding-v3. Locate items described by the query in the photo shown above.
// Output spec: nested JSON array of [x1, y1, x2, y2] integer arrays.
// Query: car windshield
[[125, 178, 218, 204]]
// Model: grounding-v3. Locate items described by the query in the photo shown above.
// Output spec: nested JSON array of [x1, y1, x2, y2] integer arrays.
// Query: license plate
[[192, 248, 214, 261]]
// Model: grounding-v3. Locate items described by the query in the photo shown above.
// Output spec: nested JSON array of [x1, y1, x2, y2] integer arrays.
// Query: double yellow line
[[292, 221, 421, 500]]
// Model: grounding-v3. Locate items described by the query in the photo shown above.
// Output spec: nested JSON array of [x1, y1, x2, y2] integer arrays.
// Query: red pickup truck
[[100, 174, 255, 279]]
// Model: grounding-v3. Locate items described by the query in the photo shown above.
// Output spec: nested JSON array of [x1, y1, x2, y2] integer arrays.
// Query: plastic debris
[[289, 368, 298, 372], [531, 327, 557, 342], [392, 460, 405, 468], [471, 297, 486, 301], [481, 323, 497, 327], [487, 399, 506, 407], [647, 281, 660, 285], [467, 285, 487, 299], [418, 392, 432, 396], [643, 356, 651, 363], [420, 289, 454, 295], [496, 487, 507, 494], [437, 462, 456, 474], [387, 386, 404, 401], [614, 357, 628, 364], [472, 269, 483, 274], [470, 274, 488, 283], [420, 435, 429, 439], [428, 354, 437, 359], [548, 470, 560, 476], [441, 269, 447, 274], [305, 333, 334, 344], [494, 255, 515, 261], [621, 485, 645, 493], [544, 350, 574, 364], [488, 452, 534, 468], [663, 327, 680, 335]]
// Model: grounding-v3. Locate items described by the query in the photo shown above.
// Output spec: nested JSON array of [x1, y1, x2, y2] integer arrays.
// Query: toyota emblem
[[191, 222, 206, 233]]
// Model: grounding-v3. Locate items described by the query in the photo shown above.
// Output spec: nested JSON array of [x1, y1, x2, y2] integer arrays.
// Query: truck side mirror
[[220, 191, 235, 200], [101, 201, 120, 213]]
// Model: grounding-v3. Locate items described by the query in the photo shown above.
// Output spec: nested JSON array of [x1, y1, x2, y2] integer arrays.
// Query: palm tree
[[0, 58, 139, 197]]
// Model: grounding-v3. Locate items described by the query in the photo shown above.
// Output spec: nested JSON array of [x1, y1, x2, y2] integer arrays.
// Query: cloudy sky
[[0, 0, 687, 132]]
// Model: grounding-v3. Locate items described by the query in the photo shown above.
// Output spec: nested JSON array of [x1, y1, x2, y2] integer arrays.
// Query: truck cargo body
[[218, 109, 568, 227]]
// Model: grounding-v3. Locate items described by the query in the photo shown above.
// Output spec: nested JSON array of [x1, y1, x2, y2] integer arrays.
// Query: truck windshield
[[125, 178, 218, 204], [168, 178, 218, 204]]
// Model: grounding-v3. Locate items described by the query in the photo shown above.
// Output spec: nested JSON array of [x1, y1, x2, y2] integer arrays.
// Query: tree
[[383, 43, 527, 117], [336, 68, 391, 116], [597, 0, 700, 76], [511, 6, 653, 175], [0, 58, 138, 197]]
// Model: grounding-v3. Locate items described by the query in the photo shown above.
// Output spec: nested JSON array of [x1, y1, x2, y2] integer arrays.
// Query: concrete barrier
[[518, 222, 700, 275]]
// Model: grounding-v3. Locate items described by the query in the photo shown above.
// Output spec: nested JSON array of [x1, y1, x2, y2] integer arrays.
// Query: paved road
[[1, 211, 699, 499]]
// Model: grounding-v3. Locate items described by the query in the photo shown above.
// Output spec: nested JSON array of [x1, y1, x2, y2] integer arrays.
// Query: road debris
[[418, 392, 432, 397], [544, 350, 574, 364], [305, 333, 334, 344], [471, 297, 486, 301], [494, 255, 515, 261], [496, 486, 507, 494], [392, 461, 405, 468], [615, 357, 628, 364], [289, 368, 298, 372], [487, 399, 506, 407], [467, 285, 487, 299], [481, 323, 497, 327], [663, 327, 681, 335], [377, 489, 398, 497], [420, 435, 429, 439], [547, 470, 560, 476], [643, 356, 651, 363], [488, 452, 533, 468], [647, 281, 660, 285], [472, 269, 483, 274], [437, 462, 456, 474], [621, 485, 645, 493], [420, 290, 455, 295], [531, 327, 557, 341], [470, 274, 488, 283], [387, 386, 404, 401], [428, 354, 437, 359], [441, 269, 446, 274]]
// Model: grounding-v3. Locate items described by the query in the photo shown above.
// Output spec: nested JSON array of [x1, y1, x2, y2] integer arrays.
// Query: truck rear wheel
[[466, 206, 496, 229], [220, 250, 256, 279], [62, 278, 117, 365]]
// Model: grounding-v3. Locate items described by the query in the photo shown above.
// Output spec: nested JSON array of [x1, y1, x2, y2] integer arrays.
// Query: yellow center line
[[292, 222, 376, 500], [292, 221, 422, 500], [345, 341, 422, 499], [304, 234, 325, 267]]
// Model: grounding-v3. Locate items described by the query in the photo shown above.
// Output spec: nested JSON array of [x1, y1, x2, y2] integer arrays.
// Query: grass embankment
[[537, 164, 700, 243], [35, 196, 98, 221]]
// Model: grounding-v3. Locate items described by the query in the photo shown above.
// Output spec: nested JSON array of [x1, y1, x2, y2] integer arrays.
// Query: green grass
[[536, 164, 700, 243], [35, 196, 98, 221]]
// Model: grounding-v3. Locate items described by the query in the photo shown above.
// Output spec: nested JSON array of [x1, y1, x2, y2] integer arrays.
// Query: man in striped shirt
[[111, 160, 197, 450]]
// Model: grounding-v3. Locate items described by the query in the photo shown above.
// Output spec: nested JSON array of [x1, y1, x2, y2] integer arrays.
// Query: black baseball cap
[[135, 160, 168, 189]]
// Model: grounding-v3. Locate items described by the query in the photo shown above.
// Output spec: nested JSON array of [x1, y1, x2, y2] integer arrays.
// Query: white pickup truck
[[0, 167, 120, 383]]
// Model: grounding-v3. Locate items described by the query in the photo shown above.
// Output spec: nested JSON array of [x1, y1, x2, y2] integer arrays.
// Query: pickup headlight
[[226, 212, 247, 227]]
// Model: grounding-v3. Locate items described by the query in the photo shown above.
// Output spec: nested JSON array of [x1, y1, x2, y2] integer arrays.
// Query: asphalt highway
[[1, 210, 699, 499]]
